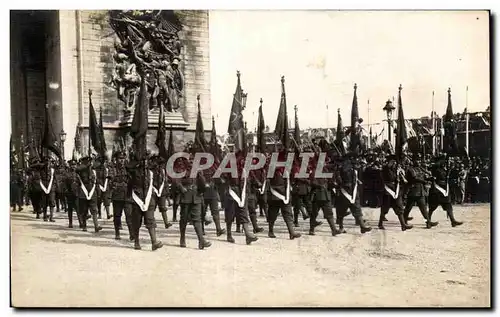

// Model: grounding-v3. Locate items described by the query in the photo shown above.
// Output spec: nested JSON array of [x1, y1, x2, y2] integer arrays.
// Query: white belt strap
[[132, 171, 154, 212], [78, 170, 97, 201], [434, 182, 449, 197], [154, 170, 166, 197], [258, 180, 266, 195], [341, 170, 358, 204], [384, 182, 400, 199], [40, 168, 55, 194], [332, 187, 336, 194], [229, 177, 247, 208], [99, 168, 109, 192], [270, 177, 291, 204]]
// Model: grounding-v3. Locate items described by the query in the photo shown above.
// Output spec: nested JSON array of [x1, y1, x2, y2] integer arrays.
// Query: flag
[[130, 73, 149, 159], [88, 92, 105, 158], [349, 83, 361, 154], [294, 105, 301, 149], [274, 76, 289, 149], [209, 116, 222, 161], [99, 107, 107, 158], [41, 104, 62, 159], [257, 98, 266, 153], [193, 95, 207, 153], [155, 104, 168, 159], [227, 71, 246, 153], [335, 109, 346, 155], [395, 85, 408, 162], [443, 88, 458, 154], [167, 126, 175, 159]]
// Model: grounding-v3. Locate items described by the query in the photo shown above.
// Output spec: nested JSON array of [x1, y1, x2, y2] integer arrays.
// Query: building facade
[[10, 10, 211, 159]]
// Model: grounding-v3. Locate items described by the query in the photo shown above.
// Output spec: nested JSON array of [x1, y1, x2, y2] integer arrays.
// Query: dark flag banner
[[130, 72, 149, 159], [210, 116, 222, 162], [257, 98, 266, 154], [227, 71, 246, 153], [335, 109, 346, 155], [155, 104, 168, 159], [274, 76, 289, 149], [88, 91, 105, 158], [443, 88, 458, 155], [294, 105, 301, 150], [395, 85, 408, 163], [194, 95, 207, 153], [349, 83, 361, 154], [99, 107, 107, 158], [167, 126, 175, 160], [41, 104, 62, 159]]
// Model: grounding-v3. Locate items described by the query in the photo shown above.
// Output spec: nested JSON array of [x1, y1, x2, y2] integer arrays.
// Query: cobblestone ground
[[10, 204, 490, 307]]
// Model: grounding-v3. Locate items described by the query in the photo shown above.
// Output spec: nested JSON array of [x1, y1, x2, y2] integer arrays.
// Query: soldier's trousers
[[293, 194, 311, 222], [41, 192, 56, 219], [257, 194, 268, 218], [78, 198, 99, 230], [203, 199, 219, 220], [311, 200, 334, 219], [403, 195, 429, 220], [381, 193, 404, 215], [10, 185, 22, 209], [180, 203, 202, 229], [56, 192, 66, 212], [30, 191, 42, 214], [336, 193, 362, 220], [224, 199, 250, 224], [112, 200, 133, 232], [66, 195, 78, 227], [267, 202, 293, 223], [428, 190, 452, 214], [130, 196, 157, 239]]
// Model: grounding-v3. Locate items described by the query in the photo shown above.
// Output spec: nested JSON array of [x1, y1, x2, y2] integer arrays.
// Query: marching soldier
[[428, 155, 464, 227], [378, 155, 413, 231], [403, 154, 438, 228], [76, 156, 102, 233], [55, 162, 67, 213], [150, 155, 173, 229], [335, 154, 372, 234], [292, 176, 310, 227], [95, 156, 112, 220], [247, 171, 265, 234], [201, 168, 226, 237], [308, 164, 340, 236], [126, 154, 163, 251], [267, 167, 301, 240], [175, 161, 212, 249], [109, 151, 134, 240], [10, 163, 24, 212], [38, 157, 57, 222], [64, 159, 80, 228], [170, 179, 182, 222]]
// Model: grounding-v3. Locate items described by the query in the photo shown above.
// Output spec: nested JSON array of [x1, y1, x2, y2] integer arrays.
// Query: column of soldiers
[[11, 144, 478, 252]]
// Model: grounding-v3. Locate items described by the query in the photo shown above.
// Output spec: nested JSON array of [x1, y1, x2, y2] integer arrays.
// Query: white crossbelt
[[341, 170, 358, 204], [99, 167, 109, 192], [40, 168, 55, 194], [384, 182, 400, 199], [229, 176, 247, 208], [132, 171, 154, 212], [154, 169, 166, 197], [78, 170, 97, 201], [434, 182, 449, 197], [270, 176, 291, 204]]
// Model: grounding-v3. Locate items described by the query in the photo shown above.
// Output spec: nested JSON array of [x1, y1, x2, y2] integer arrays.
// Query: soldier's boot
[[243, 223, 258, 245], [134, 233, 141, 250], [397, 213, 413, 231], [172, 206, 178, 222], [285, 218, 301, 240], [326, 217, 341, 236], [92, 214, 103, 233], [337, 216, 347, 234], [378, 212, 385, 230], [179, 219, 187, 248], [425, 209, 439, 229], [49, 207, 55, 222], [105, 205, 112, 220], [68, 211, 73, 228], [293, 208, 300, 227], [308, 213, 316, 235], [202, 222, 206, 236], [43, 208, 48, 221], [194, 221, 211, 250], [148, 227, 163, 251], [356, 216, 372, 234], [114, 228, 121, 240], [204, 214, 212, 226], [226, 222, 235, 243], [160, 210, 172, 229], [268, 221, 276, 238], [250, 213, 264, 234], [301, 207, 309, 220], [447, 208, 463, 227], [235, 223, 241, 233], [81, 213, 88, 232], [213, 214, 226, 237]]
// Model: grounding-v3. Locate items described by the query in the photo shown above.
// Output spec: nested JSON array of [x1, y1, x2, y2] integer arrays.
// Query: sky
[[208, 10, 489, 135]]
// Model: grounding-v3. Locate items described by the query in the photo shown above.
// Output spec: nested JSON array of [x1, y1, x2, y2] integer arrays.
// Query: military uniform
[[267, 169, 301, 240], [428, 158, 463, 227], [170, 181, 182, 222], [292, 178, 311, 227], [201, 174, 226, 236], [308, 173, 340, 236], [76, 157, 102, 232], [176, 172, 211, 249], [37, 159, 57, 222], [335, 157, 371, 234], [127, 158, 163, 251], [95, 159, 112, 219], [109, 152, 133, 240], [55, 164, 67, 213], [403, 157, 435, 228], [63, 160, 80, 228], [378, 157, 413, 231], [247, 176, 264, 234], [10, 166, 24, 211], [222, 174, 258, 245], [150, 157, 172, 229]]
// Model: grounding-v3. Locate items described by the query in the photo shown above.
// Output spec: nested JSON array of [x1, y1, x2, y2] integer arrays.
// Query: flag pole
[[466, 86, 469, 156], [432, 91, 435, 156], [367, 99, 371, 149]]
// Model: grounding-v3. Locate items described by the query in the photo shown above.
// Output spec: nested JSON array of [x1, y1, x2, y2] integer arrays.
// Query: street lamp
[[60, 129, 67, 160], [383, 99, 395, 145]]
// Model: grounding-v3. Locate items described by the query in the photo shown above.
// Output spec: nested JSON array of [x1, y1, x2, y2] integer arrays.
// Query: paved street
[[11, 204, 490, 307]]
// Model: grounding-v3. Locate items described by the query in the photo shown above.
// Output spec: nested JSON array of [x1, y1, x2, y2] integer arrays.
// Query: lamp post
[[383, 99, 395, 146], [59, 129, 67, 160]]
